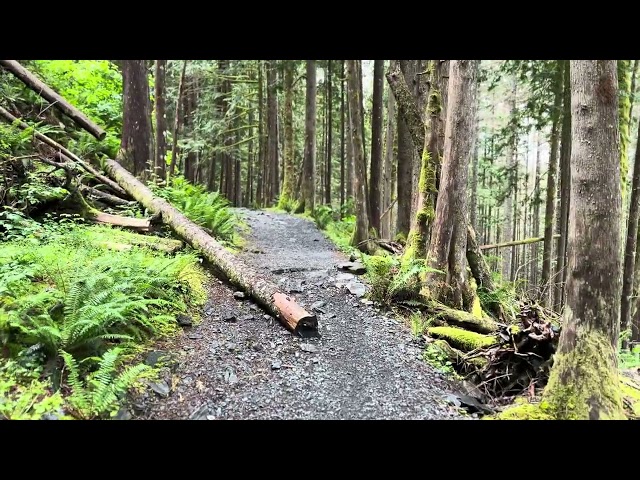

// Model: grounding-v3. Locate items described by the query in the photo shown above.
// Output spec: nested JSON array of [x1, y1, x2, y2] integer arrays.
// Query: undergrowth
[[0, 216, 206, 419], [153, 176, 240, 244]]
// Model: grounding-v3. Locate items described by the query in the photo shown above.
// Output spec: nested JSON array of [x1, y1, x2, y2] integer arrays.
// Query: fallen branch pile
[[428, 301, 560, 402]]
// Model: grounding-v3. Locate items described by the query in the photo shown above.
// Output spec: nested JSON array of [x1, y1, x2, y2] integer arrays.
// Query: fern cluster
[[153, 177, 237, 242], [0, 220, 207, 419], [62, 348, 149, 419]]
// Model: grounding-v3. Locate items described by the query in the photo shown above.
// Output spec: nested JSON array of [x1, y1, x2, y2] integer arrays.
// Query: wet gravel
[[135, 209, 465, 420]]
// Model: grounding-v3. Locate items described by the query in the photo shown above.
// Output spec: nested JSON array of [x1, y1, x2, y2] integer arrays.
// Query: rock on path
[[135, 209, 465, 420]]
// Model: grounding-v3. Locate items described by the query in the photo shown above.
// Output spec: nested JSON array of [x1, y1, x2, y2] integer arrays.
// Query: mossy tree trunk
[[501, 77, 517, 282], [299, 60, 317, 213], [325, 60, 333, 206], [381, 79, 396, 239], [540, 61, 563, 306], [278, 61, 296, 210], [543, 60, 625, 420], [346, 60, 374, 253], [170, 60, 187, 181], [423, 60, 479, 310]]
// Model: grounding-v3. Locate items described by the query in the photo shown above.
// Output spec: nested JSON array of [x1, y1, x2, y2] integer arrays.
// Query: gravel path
[[135, 209, 465, 420]]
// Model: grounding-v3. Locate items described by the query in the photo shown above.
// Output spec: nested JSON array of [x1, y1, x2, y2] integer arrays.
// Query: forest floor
[[134, 209, 466, 420]]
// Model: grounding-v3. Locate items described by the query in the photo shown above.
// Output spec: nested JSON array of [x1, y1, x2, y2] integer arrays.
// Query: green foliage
[[310, 205, 334, 230], [410, 312, 426, 338], [423, 343, 455, 375], [0, 219, 206, 418], [325, 215, 356, 252], [363, 255, 443, 305], [0, 359, 68, 420], [61, 348, 149, 419], [154, 177, 238, 243], [31, 60, 123, 157]]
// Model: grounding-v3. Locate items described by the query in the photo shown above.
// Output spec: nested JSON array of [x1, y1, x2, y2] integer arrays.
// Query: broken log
[[80, 185, 136, 207], [479, 234, 560, 251], [0, 60, 106, 140], [103, 158, 318, 336], [90, 212, 153, 231], [0, 106, 126, 196]]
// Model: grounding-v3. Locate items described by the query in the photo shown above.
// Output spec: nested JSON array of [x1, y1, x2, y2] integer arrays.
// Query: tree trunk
[[381, 75, 396, 239], [119, 60, 153, 178], [340, 60, 346, 211], [346, 60, 373, 253], [470, 84, 480, 233], [619, 60, 633, 204], [325, 60, 333, 205], [0, 60, 106, 140], [266, 61, 279, 206], [299, 60, 317, 213], [154, 60, 167, 182], [278, 61, 296, 209], [169, 60, 187, 180], [622, 99, 640, 345], [369, 59, 384, 235], [395, 60, 415, 238], [530, 132, 543, 288], [543, 60, 624, 420], [256, 61, 265, 206], [423, 60, 478, 310], [555, 60, 572, 310], [502, 77, 517, 281], [540, 61, 564, 306]]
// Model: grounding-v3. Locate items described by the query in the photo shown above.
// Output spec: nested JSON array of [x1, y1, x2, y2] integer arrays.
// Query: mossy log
[[0, 60, 107, 140], [426, 301, 498, 334], [426, 326, 498, 352], [479, 234, 560, 251], [103, 158, 318, 336]]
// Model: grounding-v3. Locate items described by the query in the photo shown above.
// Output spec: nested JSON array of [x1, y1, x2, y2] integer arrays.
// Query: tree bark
[[423, 60, 478, 310], [299, 60, 317, 213], [623, 104, 640, 345], [79, 185, 135, 207], [555, 60, 572, 309], [369, 59, 384, 235], [325, 60, 333, 205], [0, 60, 106, 140], [266, 61, 279, 205], [346, 60, 373, 253], [169, 60, 188, 180], [381, 78, 396, 239], [340, 60, 346, 210], [104, 159, 318, 336], [278, 61, 296, 209], [544, 60, 624, 420], [540, 61, 564, 306], [154, 60, 168, 182], [119, 60, 153, 178], [502, 77, 517, 281]]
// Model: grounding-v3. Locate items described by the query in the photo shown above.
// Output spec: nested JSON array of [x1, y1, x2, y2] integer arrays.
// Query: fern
[[153, 177, 237, 242], [62, 348, 149, 419]]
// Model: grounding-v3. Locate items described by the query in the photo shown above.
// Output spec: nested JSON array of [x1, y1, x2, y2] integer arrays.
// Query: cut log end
[[273, 292, 319, 336]]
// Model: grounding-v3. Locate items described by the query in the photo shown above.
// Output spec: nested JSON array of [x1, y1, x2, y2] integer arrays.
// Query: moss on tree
[[543, 321, 625, 420], [618, 60, 632, 203]]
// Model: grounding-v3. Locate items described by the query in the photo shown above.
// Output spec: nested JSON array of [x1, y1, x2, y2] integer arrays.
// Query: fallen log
[[0, 106, 126, 196], [103, 158, 318, 336], [426, 301, 498, 334], [80, 185, 136, 207], [0, 60, 106, 140], [95, 238, 184, 254], [90, 212, 152, 231], [479, 234, 560, 251]]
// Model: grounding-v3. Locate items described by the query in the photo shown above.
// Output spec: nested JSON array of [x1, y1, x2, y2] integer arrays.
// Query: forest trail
[[137, 209, 464, 420]]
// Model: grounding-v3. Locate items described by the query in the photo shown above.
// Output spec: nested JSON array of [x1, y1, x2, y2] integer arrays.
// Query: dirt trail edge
[[136, 209, 466, 420]]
